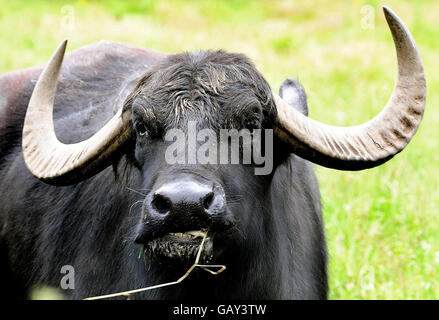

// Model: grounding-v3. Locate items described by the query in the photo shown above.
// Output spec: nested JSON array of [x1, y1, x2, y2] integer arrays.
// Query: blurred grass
[[1, 0, 438, 299]]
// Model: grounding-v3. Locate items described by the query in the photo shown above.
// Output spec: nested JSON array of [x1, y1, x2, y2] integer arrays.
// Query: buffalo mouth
[[144, 230, 214, 263]]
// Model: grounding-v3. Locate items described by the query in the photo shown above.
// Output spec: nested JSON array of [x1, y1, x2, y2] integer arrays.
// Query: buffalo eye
[[245, 105, 262, 130], [135, 122, 149, 137]]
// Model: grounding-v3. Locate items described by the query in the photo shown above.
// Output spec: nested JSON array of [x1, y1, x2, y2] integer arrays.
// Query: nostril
[[202, 192, 215, 210], [151, 194, 172, 215]]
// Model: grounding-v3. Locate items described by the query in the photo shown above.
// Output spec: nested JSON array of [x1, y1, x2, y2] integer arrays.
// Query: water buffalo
[[0, 7, 425, 299]]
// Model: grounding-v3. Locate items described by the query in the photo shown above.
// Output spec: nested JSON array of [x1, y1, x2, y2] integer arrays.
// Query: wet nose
[[149, 179, 225, 218]]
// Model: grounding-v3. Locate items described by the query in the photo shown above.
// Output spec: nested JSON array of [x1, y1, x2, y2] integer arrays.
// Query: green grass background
[[1, 0, 437, 299]]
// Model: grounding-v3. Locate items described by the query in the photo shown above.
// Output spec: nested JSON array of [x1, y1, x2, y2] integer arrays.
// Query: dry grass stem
[[83, 232, 225, 300]]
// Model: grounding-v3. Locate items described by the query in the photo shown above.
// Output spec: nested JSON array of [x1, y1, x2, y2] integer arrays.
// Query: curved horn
[[22, 40, 132, 185], [273, 6, 426, 170]]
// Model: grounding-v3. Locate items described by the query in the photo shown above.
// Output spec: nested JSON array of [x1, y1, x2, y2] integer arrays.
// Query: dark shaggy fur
[[0, 42, 326, 300]]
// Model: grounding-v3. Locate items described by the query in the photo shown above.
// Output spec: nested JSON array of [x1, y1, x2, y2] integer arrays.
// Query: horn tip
[[61, 39, 68, 48], [382, 5, 394, 18], [57, 39, 68, 54], [382, 6, 399, 25], [382, 5, 392, 13], [51, 40, 68, 64]]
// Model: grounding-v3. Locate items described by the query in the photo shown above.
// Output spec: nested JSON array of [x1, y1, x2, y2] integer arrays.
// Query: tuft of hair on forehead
[[125, 50, 276, 129]]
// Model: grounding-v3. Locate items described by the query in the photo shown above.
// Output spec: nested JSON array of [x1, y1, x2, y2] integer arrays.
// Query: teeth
[[169, 230, 207, 239]]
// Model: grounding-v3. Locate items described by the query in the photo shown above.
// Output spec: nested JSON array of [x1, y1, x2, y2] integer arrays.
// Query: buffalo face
[[126, 51, 277, 263]]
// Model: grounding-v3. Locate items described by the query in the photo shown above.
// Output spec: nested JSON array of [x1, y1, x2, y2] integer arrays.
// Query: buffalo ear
[[278, 78, 308, 116]]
